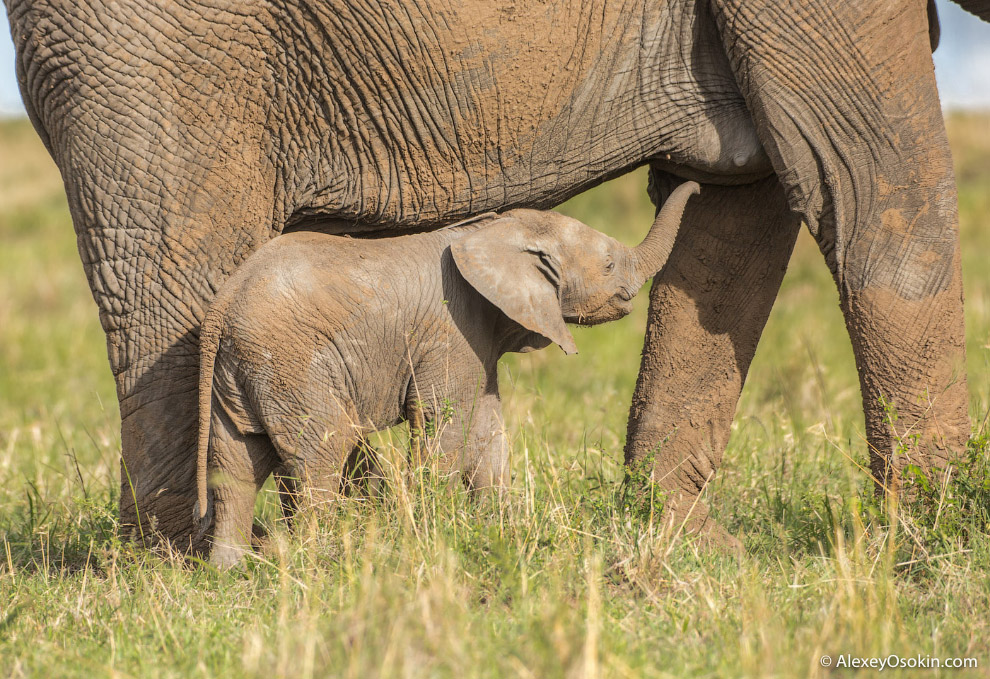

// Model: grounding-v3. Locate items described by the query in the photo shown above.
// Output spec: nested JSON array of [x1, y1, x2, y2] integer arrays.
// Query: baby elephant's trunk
[[631, 181, 700, 282]]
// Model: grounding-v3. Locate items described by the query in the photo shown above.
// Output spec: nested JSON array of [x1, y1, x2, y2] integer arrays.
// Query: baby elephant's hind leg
[[273, 438, 376, 522], [209, 407, 279, 568], [341, 439, 385, 497], [267, 426, 355, 519]]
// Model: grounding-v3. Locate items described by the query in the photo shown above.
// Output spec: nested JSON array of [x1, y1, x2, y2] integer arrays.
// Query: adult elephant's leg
[[626, 174, 800, 541], [712, 0, 970, 492], [81, 133, 273, 549], [9, 3, 277, 547]]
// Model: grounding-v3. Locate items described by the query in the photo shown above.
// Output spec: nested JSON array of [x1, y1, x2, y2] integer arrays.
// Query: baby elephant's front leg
[[435, 391, 509, 490]]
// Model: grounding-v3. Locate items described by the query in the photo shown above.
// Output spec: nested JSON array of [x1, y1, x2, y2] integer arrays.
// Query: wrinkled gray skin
[[6, 0, 985, 550], [197, 185, 698, 567]]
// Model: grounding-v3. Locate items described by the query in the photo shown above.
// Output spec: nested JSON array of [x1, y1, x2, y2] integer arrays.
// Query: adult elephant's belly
[[644, 110, 773, 185], [285, 0, 771, 231]]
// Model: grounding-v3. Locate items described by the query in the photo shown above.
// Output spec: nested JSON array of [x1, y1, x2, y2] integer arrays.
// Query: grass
[[1, 114, 989, 677]]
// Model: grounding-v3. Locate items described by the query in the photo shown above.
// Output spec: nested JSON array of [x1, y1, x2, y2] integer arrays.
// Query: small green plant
[[901, 433, 990, 549], [618, 445, 667, 523], [852, 396, 990, 563], [586, 442, 666, 532], [419, 398, 456, 438]]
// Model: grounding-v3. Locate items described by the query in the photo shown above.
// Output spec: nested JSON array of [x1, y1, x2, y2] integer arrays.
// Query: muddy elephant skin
[[196, 186, 697, 567], [5, 0, 982, 547]]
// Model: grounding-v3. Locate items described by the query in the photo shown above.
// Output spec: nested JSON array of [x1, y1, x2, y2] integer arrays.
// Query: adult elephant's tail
[[195, 310, 224, 526]]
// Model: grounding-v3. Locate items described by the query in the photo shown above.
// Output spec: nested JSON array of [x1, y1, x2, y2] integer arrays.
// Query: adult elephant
[[6, 0, 983, 548]]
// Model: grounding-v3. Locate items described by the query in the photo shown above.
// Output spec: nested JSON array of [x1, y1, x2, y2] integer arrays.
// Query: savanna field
[[1, 115, 989, 678]]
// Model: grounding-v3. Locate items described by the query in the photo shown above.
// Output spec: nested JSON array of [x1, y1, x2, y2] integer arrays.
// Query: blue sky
[[2, 0, 988, 116]]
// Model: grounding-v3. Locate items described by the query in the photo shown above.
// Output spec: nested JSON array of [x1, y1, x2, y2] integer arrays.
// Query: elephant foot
[[685, 514, 743, 556], [664, 497, 743, 556], [210, 542, 250, 570], [203, 522, 268, 569]]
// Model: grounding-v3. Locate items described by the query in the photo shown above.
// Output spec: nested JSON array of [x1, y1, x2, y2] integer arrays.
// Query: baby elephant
[[196, 182, 700, 566]]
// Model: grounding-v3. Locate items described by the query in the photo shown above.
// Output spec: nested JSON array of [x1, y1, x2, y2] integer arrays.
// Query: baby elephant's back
[[211, 230, 449, 426], [215, 230, 449, 372], [219, 232, 406, 337], [239, 230, 446, 316]]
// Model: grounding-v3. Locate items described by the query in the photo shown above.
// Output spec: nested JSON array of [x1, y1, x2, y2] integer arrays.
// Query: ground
[[1, 115, 988, 678]]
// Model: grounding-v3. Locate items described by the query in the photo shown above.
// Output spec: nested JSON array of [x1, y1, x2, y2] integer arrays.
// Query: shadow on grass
[[1, 482, 119, 576]]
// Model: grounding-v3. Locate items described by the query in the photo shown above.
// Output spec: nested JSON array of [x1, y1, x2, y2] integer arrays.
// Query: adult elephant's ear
[[450, 216, 578, 355]]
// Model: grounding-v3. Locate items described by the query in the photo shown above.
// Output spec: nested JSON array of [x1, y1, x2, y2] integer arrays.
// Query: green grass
[[1, 115, 989, 678]]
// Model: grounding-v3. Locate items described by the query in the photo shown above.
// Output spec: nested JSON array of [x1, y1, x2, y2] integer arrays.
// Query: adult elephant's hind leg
[[708, 0, 970, 496], [839, 160, 969, 493], [625, 174, 800, 545]]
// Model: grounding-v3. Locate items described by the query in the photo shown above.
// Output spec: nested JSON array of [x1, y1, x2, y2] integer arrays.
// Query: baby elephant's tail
[[195, 310, 223, 528]]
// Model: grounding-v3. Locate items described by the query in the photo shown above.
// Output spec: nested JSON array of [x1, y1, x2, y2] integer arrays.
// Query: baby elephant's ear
[[450, 217, 578, 355]]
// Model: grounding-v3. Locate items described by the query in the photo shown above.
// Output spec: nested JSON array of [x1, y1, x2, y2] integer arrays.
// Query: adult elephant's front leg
[[626, 175, 800, 542]]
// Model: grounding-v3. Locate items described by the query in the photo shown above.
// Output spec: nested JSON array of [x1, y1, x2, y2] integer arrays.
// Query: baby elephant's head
[[451, 181, 700, 354]]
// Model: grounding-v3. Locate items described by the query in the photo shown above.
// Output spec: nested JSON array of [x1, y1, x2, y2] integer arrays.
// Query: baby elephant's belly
[[219, 335, 411, 454]]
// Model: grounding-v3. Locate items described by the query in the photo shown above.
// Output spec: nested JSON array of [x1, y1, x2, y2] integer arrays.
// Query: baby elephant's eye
[[605, 261, 615, 274]]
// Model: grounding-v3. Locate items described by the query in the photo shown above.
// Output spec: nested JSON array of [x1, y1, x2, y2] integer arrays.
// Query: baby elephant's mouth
[[616, 287, 634, 302]]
